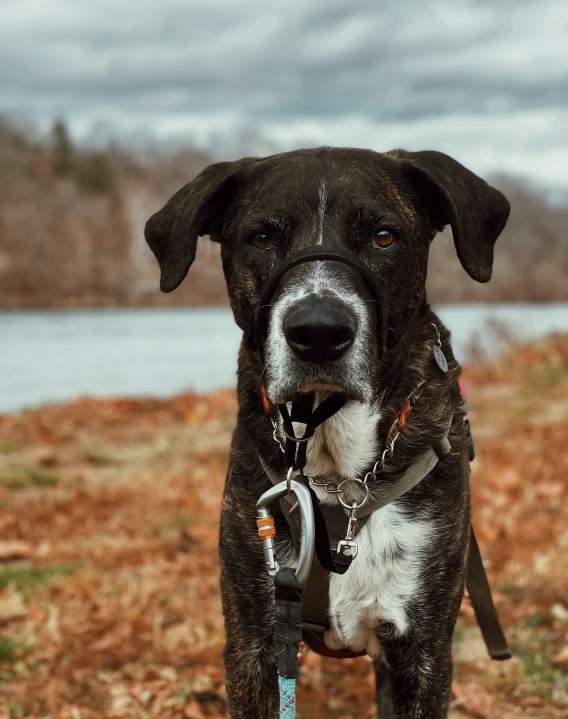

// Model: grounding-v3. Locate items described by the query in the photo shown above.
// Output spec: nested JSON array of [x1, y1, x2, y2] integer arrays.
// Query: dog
[[145, 147, 510, 718]]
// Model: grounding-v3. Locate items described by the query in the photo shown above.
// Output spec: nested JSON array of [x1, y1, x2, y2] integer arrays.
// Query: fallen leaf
[[554, 644, 568, 665], [451, 681, 496, 718], [0, 587, 28, 621], [0, 539, 33, 560], [183, 699, 206, 719]]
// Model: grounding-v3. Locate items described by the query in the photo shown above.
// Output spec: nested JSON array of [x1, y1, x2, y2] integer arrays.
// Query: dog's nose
[[283, 297, 356, 364]]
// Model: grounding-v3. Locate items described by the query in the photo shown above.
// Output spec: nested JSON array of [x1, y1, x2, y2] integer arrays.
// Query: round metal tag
[[433, 346, 448, 373]]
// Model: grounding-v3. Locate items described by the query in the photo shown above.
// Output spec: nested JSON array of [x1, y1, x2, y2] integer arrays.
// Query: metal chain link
[[271, 419, 286, 454], [271, 418, 369, 512]]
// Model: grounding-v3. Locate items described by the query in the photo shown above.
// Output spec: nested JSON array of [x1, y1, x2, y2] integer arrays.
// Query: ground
[[0, 336, 567, 719]]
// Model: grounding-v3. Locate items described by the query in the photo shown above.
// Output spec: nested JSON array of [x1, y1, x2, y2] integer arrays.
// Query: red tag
[[259, 384, 274, 416], [398, 399, 412, 432]]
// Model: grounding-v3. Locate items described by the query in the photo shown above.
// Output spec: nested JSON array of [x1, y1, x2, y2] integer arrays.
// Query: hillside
[[1, 118, 567, 308]]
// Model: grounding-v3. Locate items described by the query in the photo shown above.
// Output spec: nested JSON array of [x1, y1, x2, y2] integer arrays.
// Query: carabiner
[[256, 477, 315, 586]]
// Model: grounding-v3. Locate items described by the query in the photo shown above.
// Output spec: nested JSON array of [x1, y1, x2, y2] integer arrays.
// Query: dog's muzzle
[[246, 247, 388, 362]]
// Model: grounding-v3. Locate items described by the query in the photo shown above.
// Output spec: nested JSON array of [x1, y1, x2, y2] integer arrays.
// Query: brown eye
[[249, 233, 271, 250], [372, 228, 397, 249]]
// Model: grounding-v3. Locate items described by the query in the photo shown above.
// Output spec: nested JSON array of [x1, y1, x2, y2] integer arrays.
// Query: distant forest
[[1, 117, 567, 308]]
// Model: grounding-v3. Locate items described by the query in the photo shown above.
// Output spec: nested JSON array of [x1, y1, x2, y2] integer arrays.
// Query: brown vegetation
[[0, 118, 567, 309], [0, 119, 223, 308], [0, 336, 567, 717]]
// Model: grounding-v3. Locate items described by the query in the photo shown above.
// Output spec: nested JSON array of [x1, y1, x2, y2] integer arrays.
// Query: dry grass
[[0, 338, 567, 718]]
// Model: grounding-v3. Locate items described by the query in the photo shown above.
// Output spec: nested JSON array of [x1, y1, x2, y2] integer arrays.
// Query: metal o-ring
[[337, 478, 370, 510], [281, 429, 315, 443]]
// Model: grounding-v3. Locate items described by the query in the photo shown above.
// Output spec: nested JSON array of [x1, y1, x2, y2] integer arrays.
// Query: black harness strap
[[247, 247, 389, 361], [307, 484, 353, 575], [274, 568, 304, 679], [279, 392, 347, 471], [467, 528, 511, 660], [279, 393, 355, 575]]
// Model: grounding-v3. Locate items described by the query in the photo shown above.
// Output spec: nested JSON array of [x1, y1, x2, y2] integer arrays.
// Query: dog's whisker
[[254, 359, 270, 392], [250, 303, 276, 314]]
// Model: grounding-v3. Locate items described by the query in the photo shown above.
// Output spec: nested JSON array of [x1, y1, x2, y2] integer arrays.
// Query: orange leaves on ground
[[1, 339, 568, 716]]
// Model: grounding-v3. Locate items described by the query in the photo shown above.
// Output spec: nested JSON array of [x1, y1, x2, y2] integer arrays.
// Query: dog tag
[[433, 346, 448, 373]]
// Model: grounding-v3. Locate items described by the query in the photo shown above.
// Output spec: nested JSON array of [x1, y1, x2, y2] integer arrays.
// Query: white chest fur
[[325, 504, 434, 658], [302, 399, 381, 482], [288, 399, 434, 658]]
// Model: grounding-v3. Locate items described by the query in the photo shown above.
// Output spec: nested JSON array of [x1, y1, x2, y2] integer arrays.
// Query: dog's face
[[145, 148, 509, 403]]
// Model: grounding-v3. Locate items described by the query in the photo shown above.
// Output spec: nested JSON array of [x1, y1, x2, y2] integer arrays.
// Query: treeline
[[427, 179, 568, 303], [0, 119, 221, 307], [0, 117, 567, 308]]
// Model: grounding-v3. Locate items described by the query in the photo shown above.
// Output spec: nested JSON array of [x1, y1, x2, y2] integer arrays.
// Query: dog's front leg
[[377, 618, 455, 719], [219, 490, 279, 719]]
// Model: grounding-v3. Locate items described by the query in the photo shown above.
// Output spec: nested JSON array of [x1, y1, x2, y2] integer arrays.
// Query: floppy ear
[[144, 159, 250, 292], [390, 150, 510, 282]]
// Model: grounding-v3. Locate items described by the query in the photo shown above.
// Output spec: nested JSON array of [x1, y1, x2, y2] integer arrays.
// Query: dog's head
[[145, 148, 509, 404]]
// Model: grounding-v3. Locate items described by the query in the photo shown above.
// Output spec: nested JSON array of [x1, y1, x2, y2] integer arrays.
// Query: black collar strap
[[246, 246, 389, 361], [279, 392, 348, 471]]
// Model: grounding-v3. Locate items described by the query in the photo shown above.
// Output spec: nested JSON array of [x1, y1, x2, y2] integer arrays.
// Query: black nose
[[283, 297, 356, 364]]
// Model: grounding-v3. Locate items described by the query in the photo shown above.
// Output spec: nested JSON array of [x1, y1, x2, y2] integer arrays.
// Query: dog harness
[[256, 390, 510, 718], [249, 247, 510, 718]]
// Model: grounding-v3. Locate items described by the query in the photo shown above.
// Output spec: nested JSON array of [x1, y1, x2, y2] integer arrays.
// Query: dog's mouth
[[296, 382, 347, 395], [275, 382, 364, 406]]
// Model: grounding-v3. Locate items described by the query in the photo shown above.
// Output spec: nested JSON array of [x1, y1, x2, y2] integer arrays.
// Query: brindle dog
[[145, 148, 510, 719]]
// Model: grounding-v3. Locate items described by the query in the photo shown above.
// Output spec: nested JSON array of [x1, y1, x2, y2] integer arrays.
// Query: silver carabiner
[[256, 477, 315, 586]]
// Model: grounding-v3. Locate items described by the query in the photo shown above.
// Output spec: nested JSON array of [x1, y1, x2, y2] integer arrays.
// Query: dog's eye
[[372, 228, 397, 249], [249, 233, 271, 251]]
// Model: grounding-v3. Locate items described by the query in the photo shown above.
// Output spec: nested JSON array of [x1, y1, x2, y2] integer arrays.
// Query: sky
[[2, 0, 567, 190]]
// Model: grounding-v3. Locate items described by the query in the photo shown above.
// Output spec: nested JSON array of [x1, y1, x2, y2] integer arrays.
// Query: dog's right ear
[[144, 159, 251, 292]]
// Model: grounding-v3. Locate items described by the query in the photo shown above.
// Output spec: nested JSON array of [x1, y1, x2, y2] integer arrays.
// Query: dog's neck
[[291, 393, 381, 483], [241, 309, 461, 489]]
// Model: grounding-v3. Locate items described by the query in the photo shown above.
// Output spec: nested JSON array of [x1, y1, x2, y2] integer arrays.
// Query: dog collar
[[259, 378, 428, 478]]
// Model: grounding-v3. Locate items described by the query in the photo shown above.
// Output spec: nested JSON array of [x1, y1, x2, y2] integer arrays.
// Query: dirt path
[[1, 337, 567, 718]]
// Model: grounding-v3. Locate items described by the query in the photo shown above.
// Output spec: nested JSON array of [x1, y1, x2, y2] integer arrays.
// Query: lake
[[2, 304, 568, 413]]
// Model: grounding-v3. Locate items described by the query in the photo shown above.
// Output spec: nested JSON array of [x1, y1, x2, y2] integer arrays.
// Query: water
[[1, 304, 568, 413]]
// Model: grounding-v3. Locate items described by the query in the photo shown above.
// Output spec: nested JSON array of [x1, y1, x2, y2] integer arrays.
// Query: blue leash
[[256, 479, 316, 719], [279, 675, 297, 718]]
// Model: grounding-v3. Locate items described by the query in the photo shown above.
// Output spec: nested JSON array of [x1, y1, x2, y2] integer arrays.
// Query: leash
[[256, 471, 315, 718]]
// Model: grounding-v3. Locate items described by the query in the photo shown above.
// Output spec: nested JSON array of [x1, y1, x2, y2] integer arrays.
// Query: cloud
[[1, 0, 567, 188]]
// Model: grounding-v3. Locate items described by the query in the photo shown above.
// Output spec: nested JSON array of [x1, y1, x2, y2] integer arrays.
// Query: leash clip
[[337, 501, 359, 560]]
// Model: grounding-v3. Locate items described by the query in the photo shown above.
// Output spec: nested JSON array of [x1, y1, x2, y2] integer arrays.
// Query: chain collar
[[269, 378, 427, 513]]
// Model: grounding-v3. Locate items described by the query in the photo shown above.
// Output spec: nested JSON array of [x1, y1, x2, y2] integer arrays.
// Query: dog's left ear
[[145, 159, 252, 292], [390, 150, 510, 282]]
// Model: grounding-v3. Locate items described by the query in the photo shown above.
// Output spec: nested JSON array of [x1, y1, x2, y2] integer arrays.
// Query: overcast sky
[[2, 0, 567, 189]]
